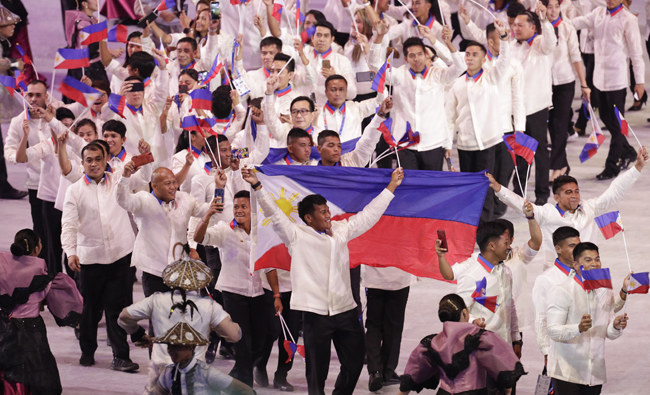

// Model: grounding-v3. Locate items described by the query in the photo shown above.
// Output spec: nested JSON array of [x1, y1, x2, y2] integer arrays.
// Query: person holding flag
[[241, 165, 404, 395], [546, 242, 630, 394]]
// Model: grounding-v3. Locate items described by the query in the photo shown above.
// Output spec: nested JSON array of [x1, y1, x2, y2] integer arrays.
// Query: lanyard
[[323, 102, 346, 134]]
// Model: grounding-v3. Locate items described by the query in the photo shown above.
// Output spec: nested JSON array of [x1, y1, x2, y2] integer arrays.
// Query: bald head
[[151, 167, 178, 202]]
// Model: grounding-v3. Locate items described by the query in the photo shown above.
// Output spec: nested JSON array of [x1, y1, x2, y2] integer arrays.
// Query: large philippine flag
[[251, 166, 488, 279]]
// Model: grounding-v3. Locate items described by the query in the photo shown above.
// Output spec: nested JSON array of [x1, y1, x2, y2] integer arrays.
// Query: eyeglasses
[[291, 109, 312, 116]]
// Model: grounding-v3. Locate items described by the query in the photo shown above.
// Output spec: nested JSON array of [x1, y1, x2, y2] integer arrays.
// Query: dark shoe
[[205, 339, 218, 364], [573, 125, 586, 137], [0, 188, 28, 200], [369, 371, 383, 392], [111, 358, 139, 372], [74, 325, 80, 340], [383, 372, 401, 386], [596, 170, 618, 181], [627, 92, 647, 111], [618, 151, 637, 171], [273, 376, 294, 392], [79, 354, 95, 366], [534, 197, 548, 206], [254, 367, 269, 387]]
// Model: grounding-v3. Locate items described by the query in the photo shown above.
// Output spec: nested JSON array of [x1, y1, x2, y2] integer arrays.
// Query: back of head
[[317, 129, 339, 147], [298, 194, 328, 223], [553, 226, 580, 246], [438, 294, 467, 322], [127, 51, 156, 79], [476, 221, 508, 253], [306, 10, 326, 24], [552, 175, 578, 195], [56, 107, 75, 122], [486, 23, 496, 41], [507, 1, 526, 18], [572, 242, 598, 262], [11, 228, 40, 257], [212, 85, 232, 118], [102, 119, 127, 138]]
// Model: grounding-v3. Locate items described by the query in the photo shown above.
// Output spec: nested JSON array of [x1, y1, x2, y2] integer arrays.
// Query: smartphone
[[197, 71, 208, 83], [210, 1, 221, 20], [214, 187, 225, 203], [322, 59, 331, 69], [137, 10, 159, 28], [178, 84, 189, 94], [130, 82, 145, 92], [356, 71, 375, 83], [132, 152, 154, 167], [232, 147, 249, 159], [437, 229, 448, 250]]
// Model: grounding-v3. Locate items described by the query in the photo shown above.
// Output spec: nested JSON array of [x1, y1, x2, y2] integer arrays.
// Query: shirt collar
[[284, 154, 295, 165], [180, 59, 196, 70], [409, 66, 429, 79], [466, 68, 484, 82], [554, 258, 573, 276], [486, 49, 497, 61], [526, 32, 538, 46], [317, 160, 341, 166], [324, 101, 345, 114], [477, 254, 498, 273], [305, 125, 314, 134], [607, 3, 624, 16], [143, 77, 152, 87], [151, 191, 164, 205], [188, 145, 203, 158], [263, 67, 271, 78], [126, 102, 142, 114], [111, 147, 127, 162], [551, 15, 562, 28], [555, 203, 581, 217], [83, 173, 106, 185], [275, 84, 292, 97], [413, 15, 435, 29], [230, 218, 239, 229], [314, 47, 333, 59]]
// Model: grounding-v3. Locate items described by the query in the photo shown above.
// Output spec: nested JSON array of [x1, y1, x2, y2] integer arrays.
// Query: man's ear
[[304, 213, 313, 225]]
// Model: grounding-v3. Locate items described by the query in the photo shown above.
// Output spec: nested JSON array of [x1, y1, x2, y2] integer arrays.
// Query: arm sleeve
[[200, 222, 229, 248], [263, 94, 289, 143], [339, 57, 358, 101], [569, 11, 594, 31], [591, 167, 641, 214], [567, 25, 582, 64], [25, 139, 54, 163], [606, 320, 624, 340], [45, 272, 83, 326], [116, 177, 145, 213], [624, 15, 645, 85], [342, 114, 383, 167], [256, 188, 298, 244], [211, 307, 242, 343], [510, 64, 526, 131], [3, 118, 21, 163], [508, 270, 521, 341], [400, 342, 441, 393], [460, 20, 487, 45], [475, 331, 525, 389], [345, 189, 394, 240], [538, 20, 558, 55], [105, 58, 129, 81], [61, 187, 79, 257], [546, 284, 582, 342], [532, 277, 551, 355]]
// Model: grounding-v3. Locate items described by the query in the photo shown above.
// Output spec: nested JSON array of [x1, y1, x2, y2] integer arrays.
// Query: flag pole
[[523, 163, 530, 200], [395, 0, 422, 26], [204, 134, 222, 169], [281, 0, 295, 36], [627, 124, 643, 148], [394, 146, 401, 168], [466, 0, 497, 20], [620, 229, 633, 274], [49, 67, 56, 102]]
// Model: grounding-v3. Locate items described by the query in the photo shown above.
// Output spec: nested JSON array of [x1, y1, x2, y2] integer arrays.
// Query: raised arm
[[592, 147, 647, 214]]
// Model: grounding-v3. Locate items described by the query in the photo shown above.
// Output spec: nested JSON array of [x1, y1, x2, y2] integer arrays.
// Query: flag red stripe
[[583, 279, 613, 290]]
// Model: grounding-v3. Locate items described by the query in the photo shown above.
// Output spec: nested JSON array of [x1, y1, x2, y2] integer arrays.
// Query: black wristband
[[500, 33, 508, 39], [251, 181, 262, 190], [130, 325, 146, 343], [526, 214, 535, 220], [621, 287, 628, 295], [512, 340, 523, 346]]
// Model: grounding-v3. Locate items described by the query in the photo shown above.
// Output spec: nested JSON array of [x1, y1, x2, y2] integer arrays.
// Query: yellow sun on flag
[[261, 187, 300, 226]]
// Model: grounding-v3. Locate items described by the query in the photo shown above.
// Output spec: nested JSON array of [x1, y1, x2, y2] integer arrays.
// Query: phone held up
[[437, 229, 448, 250]]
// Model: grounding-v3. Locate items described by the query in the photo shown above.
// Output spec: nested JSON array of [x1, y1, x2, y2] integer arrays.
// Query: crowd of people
[[1, 0, 649, 394]]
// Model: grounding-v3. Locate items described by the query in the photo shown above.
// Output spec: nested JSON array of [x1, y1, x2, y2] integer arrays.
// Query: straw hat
[[154, 322, 209, 346], [162, 257, 213, 291], [0, 6, 20, 27]]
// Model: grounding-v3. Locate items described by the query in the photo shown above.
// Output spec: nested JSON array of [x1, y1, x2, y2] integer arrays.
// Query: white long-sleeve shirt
[[547, 274, 623, 386], [256, 187, 394, 315], [116, 177, 210, 277], [453, 254, 520, 343], [571, 5, 645, 91], [4, 114, 52, 190], [316, 96, 382, 142], [302, 44, 358, 106], [495, 167, 641, 267], [550, 18, 582, 86], [61, 172, 135, 265]]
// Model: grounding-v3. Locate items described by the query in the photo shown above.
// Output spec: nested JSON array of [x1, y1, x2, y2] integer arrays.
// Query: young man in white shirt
[[61, 141, 138, 372], [264, 94, 321, 148], [510, 4, 556, 205], [570, 0, 646, 180], [547, 242, 629, 394], [240, 36, 283, 99], [241, 166, 404, 395]]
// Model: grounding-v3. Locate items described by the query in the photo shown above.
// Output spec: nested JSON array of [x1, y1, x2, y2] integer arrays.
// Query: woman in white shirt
[[544, 0, 589, 183], [344, 8, 379, 98]]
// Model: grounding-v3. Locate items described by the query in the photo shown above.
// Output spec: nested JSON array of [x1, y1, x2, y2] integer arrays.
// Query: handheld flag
[[198, 116, 218, 136], [301, 25, 316, 44], [108, 93, 127, 118], [296, 0, 305, 30], [396, 122, 420, 149], [473, 296, 498, 312], [54, 48, 90, 69], [579, 131, 606, 163], [378, 118, 395, 148], [628, 272, 649, 294], [614, 105, 628, 137], [181, 115, 205, 136], [200, 54, 224, 87], [15, 44, 32, 66], [371, 53, 392, 93], [581, 267, 613, 291], [59, 76, 101, 107], [272, 0, 284, 24], [189, 88, 213, 112], [156, 0, 176, 12], [107, 24, 129, 43], [14, 70, 27, 92], [79, 21, 108, 45], [594, 211, 623, 240], [503, 132, 538, 164], [471, 277, 487, 298], [0, 75, 16, 97]]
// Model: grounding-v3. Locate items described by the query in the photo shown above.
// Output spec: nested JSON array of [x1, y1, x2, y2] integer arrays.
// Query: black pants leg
[[458, 146, 497, 223], [365, 288, 386, 375], [141, 272, 170, 297], [553, 378, 602, 395], [514, 109, 550, 202], [275, 291, 302, 380], [549, 82, 574, 170], [41, 201, 63, 275], [204, 246, 223, 303], [222, 291, 256, 387], [397, 147, 445, 171], [349, 266, 362, 320], [599, 89, 633, 174], [27, 189, 47, 261], [303, 311, 335, 395], [253, 290, 277, 375], [103, 254, 132, 359], [575, 53, 599, 131]]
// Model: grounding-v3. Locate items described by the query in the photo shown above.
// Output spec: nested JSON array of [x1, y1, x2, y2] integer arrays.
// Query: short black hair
[[81, 141, 106, 159], [476, 221, 508, 253], [573, 242, 599, 262], [75, 118, 97, 135], [273, 53, 295, 73], [315, 21, 336, 36], [298, 194, 328, 223], [494, 219, 513, 240], [553, 226, 580, 246], [507, 1, 526, 18], [126, 51, 156, 79], [325, 74, 347, 88], [179, 68, 199, 82], [552, 175, 579, 194], [56, 107, 75, 121], [27, 79, 47, 90], [291, 96, 314, 112], [102, 119, 127, 138], [260, 36, 282, 51], [438, 293, 467, 323], [403, 37, 426, 57], [234, 190, 250, 200], [211, 85, 233, 119], [178, 37, 198, 52], [92, 79, 111, 95], [287, 128, 313, 146], [465, 40, 487, 54], [306, 10, 326, 24], [486, 23, 497, 41], [91, 139, 111, 156], [317, 130, 340, 147]]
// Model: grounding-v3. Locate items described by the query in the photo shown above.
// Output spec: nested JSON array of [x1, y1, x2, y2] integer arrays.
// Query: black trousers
[[41, 201, 63, 275], [350, 266, 362, 319], [599, 88, 635, 174], [549, 82, 575, 170], [458, 145, 497, 223], [397, 147, 445, 171], [222, 291, 274, 387], [78, 254, 132, 359], [553, 379, 602, 395], [0, 125, 13, 193], [28, 189, 47, 261], [204, 245, 223, 303], [575, 53, 600, 131], [303, 309, 365, 395], [141, 271, 170, 297], [514, 109, 550, 201], [365, 287, 409, 380], [275, 291, 303, 380]]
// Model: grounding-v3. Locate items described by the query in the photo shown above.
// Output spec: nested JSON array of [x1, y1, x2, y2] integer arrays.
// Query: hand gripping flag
[[503, 132, 538, 164], [79, 21, 108, 45], [0, 75, 16, 97], [189, 88, 213, 112], [614, 105, 628, 137], [371, 53, 392, 94], [108, 24, 129, 43], [594, 211, 624, 240], [59, 76, 101, 107], [251, 166, 488, 280], [471, 277, 487, 298], [473, 296, 498, 312], [54, 48, 90, 69], [628, 272, 650, 294], [156, 0, 176, 12], [579, 130, 606, 163], [581, 267, 613, 291], [108, 93, 127, 118]]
